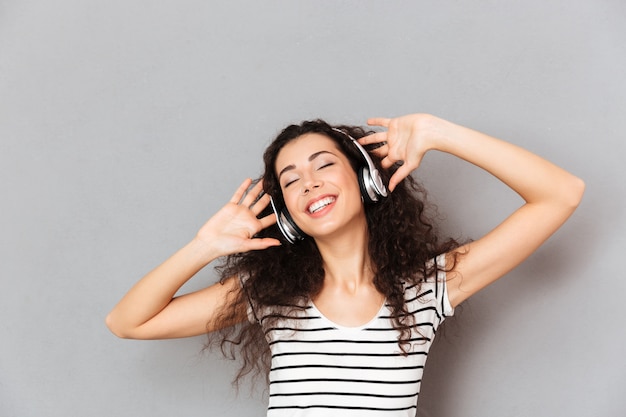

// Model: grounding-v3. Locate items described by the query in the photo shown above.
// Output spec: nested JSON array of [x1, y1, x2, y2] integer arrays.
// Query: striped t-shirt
[[248, 255, 453, 417]]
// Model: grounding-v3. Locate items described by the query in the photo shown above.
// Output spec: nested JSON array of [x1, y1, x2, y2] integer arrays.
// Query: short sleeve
[[436, 253, 455, 318], [416, 254, 454, 331]]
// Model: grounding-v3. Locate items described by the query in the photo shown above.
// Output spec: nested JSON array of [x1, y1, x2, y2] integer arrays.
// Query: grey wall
[[1, 1, 624, 416]]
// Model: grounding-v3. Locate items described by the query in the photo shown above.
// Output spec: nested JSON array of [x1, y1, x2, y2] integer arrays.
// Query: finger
[[258, 211, 278, 229], [380, 156, 392, 170], [230, 178, 253, 204], [241, 179, 264, 206], [250, 193, 272, 216], [367, 143, 389, 159], [367, 117, 391, 128], [386, 141, 405, 162], [357, 131, 387, 146], [246, 238, 282, 251], [388, 163, 414, 192], [380, 150, 403, 169]]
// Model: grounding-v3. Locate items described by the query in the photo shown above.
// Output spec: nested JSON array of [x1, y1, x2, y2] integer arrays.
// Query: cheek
[[343, 171, 362, 196], [282, 189, 299, 213]]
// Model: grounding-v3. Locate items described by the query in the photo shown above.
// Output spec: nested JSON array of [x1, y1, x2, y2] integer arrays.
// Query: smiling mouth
[[308, 196, 336, 214]]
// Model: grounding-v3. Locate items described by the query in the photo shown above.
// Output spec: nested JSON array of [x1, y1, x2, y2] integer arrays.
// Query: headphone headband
[[331, 128, 388, 201]]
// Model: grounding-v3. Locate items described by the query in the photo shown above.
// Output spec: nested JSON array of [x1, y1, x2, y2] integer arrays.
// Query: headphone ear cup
[[358, 165, 386, 204], [279, 209, 305, 244], [275, 209, 305, 244], [271, 197, 304, 244], [358, 166, 377, 204]]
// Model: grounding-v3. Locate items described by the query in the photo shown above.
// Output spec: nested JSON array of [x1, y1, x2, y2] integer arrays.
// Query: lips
[[307, 196, 336, 214]]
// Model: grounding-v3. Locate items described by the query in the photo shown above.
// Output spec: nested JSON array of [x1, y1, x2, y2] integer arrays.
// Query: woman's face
[[275, 133, 365, 240]]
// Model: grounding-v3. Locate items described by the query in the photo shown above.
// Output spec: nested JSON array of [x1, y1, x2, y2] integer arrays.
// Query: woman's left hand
[[362, 113, 584, 310], [359, 113, 451, 192]]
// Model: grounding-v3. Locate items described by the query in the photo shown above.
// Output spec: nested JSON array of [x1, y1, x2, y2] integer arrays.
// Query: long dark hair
[[206, 119, 461, 386]]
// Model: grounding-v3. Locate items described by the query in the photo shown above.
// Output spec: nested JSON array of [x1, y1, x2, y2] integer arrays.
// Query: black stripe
[[259, 314, 322, 324], [268, 404, 417, 411], [271, 363, 424, 372], [406, 288, 434, 303], [271, 350, 428, 359], [397, 305, 442, 322], [269, 377, 421, 385], [364, 321, 435, 331], [269, 390, 419, 399], [406, 280, 432, 291], [265, 326, 336, 335], [268, 336, 428, 346], [440, 292, 446, 317], [379, 305, 437, 319]]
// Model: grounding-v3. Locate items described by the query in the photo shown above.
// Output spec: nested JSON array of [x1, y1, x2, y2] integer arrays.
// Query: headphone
[[270, 128, 388, 244]]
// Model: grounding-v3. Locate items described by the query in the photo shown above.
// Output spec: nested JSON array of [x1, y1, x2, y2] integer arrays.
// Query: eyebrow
[[278, 150, 337, 179]]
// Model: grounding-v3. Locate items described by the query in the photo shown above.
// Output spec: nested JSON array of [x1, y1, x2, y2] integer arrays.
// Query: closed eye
[[284, 178, 299, 188]]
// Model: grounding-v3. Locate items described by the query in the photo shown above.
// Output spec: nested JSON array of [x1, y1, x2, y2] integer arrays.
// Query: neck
[[314, 223, 374, 292]]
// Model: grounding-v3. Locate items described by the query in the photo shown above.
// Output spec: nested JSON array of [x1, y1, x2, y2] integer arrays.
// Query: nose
[[301, 176, 322, 195]]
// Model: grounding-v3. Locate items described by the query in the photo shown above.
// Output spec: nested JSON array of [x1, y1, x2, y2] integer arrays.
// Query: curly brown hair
[[206, 119, 461, 387]]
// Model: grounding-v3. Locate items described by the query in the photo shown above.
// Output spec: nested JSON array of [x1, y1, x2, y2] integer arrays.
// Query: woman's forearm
[[435, 118, 585, 209], [106, 179, 279, 339], [105, 238, 220, 338]]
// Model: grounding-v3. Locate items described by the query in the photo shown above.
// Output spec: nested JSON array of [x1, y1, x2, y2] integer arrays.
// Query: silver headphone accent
[[270, 196, 304, 244]]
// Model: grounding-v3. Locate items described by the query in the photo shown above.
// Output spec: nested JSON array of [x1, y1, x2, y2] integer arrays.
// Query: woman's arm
[[362, 114, 585, 308], [105, 179, 280, 339]]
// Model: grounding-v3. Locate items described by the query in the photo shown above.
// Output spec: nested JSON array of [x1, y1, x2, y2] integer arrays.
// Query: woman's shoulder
[[402, 254, 453, 318]]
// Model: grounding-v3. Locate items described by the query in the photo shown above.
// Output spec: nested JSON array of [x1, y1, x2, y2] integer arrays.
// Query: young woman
[[106, 113, 584, 416]]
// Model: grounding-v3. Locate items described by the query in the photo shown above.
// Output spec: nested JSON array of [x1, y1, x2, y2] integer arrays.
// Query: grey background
[[1, 1, 624, 416]]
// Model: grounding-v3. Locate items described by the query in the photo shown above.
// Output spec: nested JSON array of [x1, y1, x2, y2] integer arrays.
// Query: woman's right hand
[[195, 178, 281, 258], [106, 178, 280, 339]]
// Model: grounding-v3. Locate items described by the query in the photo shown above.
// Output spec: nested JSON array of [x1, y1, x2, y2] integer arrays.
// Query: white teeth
[[308, 197, 335, 213]]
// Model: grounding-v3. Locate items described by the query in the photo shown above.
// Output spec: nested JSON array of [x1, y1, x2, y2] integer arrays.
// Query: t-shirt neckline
[[308, 299, 388, 331]]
